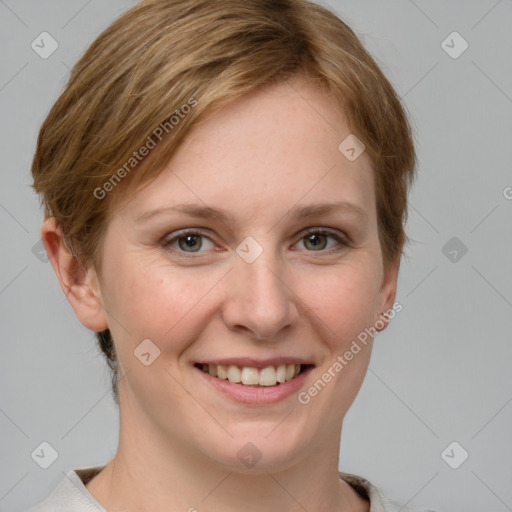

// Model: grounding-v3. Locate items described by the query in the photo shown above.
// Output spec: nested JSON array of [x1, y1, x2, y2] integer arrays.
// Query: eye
[[162, 230, 215, 254], [294, 228, 350, 252], [161, 227, 351, 257]]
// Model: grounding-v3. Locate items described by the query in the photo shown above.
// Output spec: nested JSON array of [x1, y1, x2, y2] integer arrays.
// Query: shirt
[[24, 465, 414, 511]]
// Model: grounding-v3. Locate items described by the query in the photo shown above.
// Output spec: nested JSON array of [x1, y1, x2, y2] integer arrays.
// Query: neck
[[86, 406, 369, 512]]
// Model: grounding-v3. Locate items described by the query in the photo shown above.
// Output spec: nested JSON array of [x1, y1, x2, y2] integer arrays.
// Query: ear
[[374, 252, 401, 332], [41, 217, 109, 332]]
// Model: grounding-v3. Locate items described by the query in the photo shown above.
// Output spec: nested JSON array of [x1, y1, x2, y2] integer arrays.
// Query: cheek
[[295, 265, 378, 419], [103, 255, 221, 357], [295, 260, 380, 345]]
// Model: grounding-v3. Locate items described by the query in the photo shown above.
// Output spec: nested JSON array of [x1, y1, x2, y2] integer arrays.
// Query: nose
[[221, 246, 299, 341]]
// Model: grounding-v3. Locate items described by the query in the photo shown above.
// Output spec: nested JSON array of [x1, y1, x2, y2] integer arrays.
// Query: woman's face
[[85, 76, 399, 471]]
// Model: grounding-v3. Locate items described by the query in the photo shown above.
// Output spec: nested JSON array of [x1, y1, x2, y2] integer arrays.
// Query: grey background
[[1, 0, 511, 510]]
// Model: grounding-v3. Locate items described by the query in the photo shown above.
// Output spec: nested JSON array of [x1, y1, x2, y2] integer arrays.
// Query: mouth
[[194, 362, 313, 387]]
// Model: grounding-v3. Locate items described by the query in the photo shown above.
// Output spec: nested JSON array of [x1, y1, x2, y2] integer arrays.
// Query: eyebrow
[[135, 201, 368, 225]]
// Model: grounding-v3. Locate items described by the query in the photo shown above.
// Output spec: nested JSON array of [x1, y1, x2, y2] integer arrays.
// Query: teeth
[[227, 365, 241, 383], [241, 367, 259, 385], [276, 364, 286, 383], [259, 366, 277, 386], [217, 364, 228, 380], [200, 363, 302, 386]]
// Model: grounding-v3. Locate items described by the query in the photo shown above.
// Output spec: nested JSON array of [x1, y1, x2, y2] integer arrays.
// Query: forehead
[[119, 76, 376, 227]]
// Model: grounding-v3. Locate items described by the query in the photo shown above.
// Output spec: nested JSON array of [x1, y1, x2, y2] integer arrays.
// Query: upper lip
[[195, 357, 315, 369]]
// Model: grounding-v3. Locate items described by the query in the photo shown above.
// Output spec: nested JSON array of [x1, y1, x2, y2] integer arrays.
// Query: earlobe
[[40, 217, 109, 332], [375, 253, 401, 331]]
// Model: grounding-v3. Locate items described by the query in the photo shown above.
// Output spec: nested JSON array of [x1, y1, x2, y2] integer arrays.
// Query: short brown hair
[[31, 0, 416, 405]]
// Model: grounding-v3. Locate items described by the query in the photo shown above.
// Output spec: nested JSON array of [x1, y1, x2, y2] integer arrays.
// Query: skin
[[42, 74, 400, 512]]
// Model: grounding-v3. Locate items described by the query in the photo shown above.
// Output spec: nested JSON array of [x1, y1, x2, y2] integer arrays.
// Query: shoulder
[[339, 472, 435, 512], [25, 467, 434, 512], [22, 466, 106, 512]]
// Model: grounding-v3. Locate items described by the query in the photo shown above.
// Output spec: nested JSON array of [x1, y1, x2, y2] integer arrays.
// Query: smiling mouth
[[194, 363, 312, 387]]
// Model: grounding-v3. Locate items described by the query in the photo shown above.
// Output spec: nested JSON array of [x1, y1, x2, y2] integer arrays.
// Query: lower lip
[[195, 367, 313, 405]]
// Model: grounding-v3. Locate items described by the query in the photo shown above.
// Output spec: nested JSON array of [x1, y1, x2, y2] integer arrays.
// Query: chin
[[200, 422, 311, 474]]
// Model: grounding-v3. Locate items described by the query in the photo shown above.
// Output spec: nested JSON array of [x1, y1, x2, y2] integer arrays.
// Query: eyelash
[[161, 228, 351, 257]]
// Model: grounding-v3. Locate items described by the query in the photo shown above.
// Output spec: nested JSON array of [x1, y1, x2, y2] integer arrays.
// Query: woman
[[27, 0, 418, 510]]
